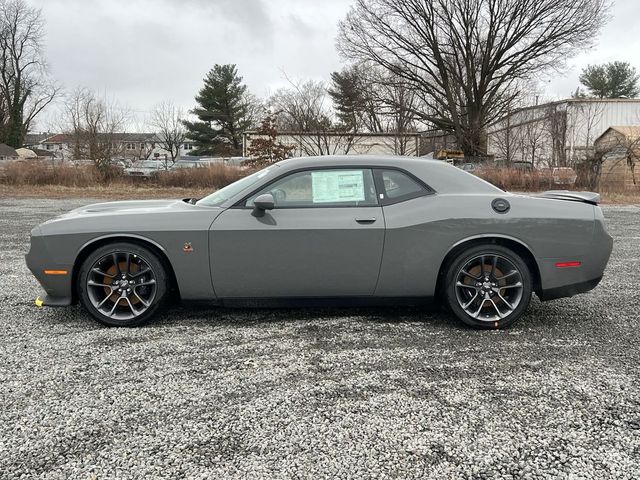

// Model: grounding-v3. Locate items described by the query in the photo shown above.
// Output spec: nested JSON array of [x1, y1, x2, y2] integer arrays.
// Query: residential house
[[26, 133, 196, 162], [0, 143, 19, 164]]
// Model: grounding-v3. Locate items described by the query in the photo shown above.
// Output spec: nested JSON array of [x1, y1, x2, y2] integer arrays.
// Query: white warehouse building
[[486, 98, 640, 167]]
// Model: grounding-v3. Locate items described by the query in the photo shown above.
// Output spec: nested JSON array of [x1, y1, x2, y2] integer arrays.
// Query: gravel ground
[[0, 198, 638, 479]]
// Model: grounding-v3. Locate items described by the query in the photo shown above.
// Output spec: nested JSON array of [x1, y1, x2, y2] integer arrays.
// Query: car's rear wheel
[[77, 242, 168, 327], [444, 244, 532, 329]]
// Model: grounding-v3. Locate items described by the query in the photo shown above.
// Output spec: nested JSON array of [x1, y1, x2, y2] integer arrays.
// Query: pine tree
[[183, 64, 252, 156], [328, 68, 363, 131], [579, 62, 640, 99]]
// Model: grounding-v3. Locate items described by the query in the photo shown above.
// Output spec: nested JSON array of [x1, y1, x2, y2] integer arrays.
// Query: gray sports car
[[26, 156, 613, 329]]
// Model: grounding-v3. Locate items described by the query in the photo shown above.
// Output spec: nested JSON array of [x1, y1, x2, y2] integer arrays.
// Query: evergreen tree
[[183, 64, 252, 156], [328, 65, 383, 133], [328, 68, 363, 131], [579, 62, 640, 98]]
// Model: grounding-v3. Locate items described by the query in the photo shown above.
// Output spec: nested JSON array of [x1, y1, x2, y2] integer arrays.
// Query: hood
[[68, 199, 180, 215], [125, 167, 159, 172], [40, 199, 190, 227]]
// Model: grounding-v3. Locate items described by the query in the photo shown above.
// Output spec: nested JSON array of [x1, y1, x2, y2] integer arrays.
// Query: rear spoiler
[[537, 190, 600, 205]]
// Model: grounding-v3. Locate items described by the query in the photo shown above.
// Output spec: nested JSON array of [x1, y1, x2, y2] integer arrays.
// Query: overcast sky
[[31, 0, 640, 131]]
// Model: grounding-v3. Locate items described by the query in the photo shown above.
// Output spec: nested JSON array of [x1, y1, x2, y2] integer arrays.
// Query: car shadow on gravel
[[32, 292, 605, 338]]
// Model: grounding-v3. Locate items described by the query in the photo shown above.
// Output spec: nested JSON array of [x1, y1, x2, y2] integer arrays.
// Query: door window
[[246, 169, 378, 208]]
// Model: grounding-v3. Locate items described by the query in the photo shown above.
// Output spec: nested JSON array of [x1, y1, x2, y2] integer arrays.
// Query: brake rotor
[[103, 261, 141, 305]]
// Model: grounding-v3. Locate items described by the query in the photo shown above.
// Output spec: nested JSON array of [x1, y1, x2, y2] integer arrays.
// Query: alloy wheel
[[454, 254, 524, 322], [86, 251, 157, 321]]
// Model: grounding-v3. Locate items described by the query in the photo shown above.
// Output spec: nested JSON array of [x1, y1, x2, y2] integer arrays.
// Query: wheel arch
[[435, 235, 542, 298], [72, 234, 180, 303]]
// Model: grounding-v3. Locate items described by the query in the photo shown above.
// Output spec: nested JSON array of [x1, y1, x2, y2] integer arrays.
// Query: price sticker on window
[[311, 170, 365, 203]]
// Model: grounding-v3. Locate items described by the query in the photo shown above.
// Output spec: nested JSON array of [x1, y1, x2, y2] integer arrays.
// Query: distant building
[[242, 131, 422, 158], [487, 98, 640, 167], [24, 133, 196, 162], [595, 126, 640, 191], [0, 143, 19, 162]]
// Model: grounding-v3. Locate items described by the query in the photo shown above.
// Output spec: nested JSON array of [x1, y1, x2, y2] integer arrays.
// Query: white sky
[[31, 0, 640, 131]]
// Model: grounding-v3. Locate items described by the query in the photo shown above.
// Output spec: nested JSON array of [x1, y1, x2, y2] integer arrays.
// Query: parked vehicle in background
[[170, 161, 205, 170], [123, 160, 166, 177], [512, 161, 534, 172], [224, 156, 250, 166], [552, 167, 577, 185], [460, 163, 477, 172], [435, 149, 465, 164]]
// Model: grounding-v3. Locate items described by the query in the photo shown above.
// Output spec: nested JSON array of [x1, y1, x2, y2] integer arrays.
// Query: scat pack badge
[[183, 242, 194, 253]]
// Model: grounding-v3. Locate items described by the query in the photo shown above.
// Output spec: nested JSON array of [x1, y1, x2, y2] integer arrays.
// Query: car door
[[209, 167, 385, 298]]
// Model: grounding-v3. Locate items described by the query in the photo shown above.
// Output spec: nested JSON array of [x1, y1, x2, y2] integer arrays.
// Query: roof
[[31, 148, 55, 157], [243, 131, 421, 138], [43, 134, 67, 143], [42, 133, 157, 144], [273, 155, 502, 195], [594, 126, 640, 144], [16, 148, 37, 159], [0, 143, 18, 157], [24, 132, 51, 145]]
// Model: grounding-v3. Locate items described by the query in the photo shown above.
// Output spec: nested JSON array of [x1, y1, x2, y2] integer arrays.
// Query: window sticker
[[312, 170, 365, 203]]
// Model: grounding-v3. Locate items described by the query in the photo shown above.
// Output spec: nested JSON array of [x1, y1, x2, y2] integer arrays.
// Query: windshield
[[137, 161, 161, 168], [196, 166, 274, 207]]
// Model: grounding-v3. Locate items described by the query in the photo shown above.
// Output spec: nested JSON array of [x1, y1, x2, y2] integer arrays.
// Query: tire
[[77, 242, 169, 327], [444, 244, 532, 329]]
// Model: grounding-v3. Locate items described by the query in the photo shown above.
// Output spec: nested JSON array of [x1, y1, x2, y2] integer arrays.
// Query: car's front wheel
[[444, 244, 532, 329], [77, 242, 168, 327]]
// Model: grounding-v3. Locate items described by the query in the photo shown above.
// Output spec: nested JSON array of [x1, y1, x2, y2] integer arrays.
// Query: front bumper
[[26, 233, 74, 306], [35, 295, 73, 307]]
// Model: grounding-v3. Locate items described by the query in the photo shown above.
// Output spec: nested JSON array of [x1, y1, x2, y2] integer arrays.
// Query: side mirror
[[252, 193, 275, 217]]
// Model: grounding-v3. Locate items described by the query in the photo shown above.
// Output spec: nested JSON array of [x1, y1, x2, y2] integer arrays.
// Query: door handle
[[355, 217, 376, 224]]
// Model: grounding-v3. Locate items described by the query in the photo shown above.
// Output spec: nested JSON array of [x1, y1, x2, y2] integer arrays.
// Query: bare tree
[[567, 101, 605, 165], [547, 104, 568, 167], [269, 78, 357, 156], [63, 87, 128, 178], [270, 79, 333, 132], [370, 70, 422, 154], [150, 101, 186, 166], [0, 0, 59, 147], [337, 0, 610, 157]]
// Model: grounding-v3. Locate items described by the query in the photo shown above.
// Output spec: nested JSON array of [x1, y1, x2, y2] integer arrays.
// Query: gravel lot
[[0, 198, 638, 479]]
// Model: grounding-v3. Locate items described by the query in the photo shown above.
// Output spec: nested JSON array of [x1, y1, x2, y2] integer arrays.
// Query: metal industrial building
[[242, 131, 422, 158], [487, 99, 640, 167]]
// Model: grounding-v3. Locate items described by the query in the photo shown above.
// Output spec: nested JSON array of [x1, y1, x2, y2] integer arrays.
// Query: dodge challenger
[[26, 156, 613, 329]]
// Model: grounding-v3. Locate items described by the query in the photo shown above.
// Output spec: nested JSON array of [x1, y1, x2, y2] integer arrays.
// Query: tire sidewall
[[77, 242, 168, 327], [445, 244, 532, 329]]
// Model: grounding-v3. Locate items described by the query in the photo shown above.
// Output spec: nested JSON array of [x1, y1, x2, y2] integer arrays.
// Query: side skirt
[[185, 296, 435, 309]]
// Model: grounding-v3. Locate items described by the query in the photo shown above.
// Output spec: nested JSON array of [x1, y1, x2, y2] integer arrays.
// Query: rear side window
[[378, 169, 428, 203]]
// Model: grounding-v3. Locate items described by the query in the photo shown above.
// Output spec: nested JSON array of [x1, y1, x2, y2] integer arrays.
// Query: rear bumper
[[538, 276, 603, 301]]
